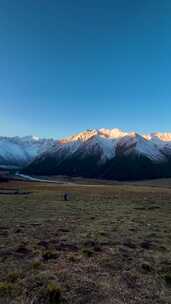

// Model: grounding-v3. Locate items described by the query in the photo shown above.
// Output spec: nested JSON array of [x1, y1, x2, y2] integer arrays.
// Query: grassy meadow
[[0, 179, 170, 303]]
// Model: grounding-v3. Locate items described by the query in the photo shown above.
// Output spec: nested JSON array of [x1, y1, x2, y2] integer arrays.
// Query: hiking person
[[64, 192, 68, 201]]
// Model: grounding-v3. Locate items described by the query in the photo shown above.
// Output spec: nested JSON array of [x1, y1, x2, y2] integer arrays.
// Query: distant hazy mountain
[[19, 128, 171, 180], [0, 136, 55, 168]]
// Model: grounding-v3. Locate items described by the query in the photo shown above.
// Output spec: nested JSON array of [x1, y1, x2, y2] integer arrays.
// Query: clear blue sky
[[0, 0, 170, 138]]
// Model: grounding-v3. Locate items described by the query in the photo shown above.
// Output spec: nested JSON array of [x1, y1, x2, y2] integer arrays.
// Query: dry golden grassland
[[0, 179, 170, 303]]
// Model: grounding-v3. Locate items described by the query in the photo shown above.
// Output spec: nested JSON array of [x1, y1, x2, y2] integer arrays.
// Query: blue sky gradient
[[0, 0, 171, 138]]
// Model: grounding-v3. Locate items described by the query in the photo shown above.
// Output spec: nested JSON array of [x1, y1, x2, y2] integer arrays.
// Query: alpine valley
[[1, 129, 171, 180]]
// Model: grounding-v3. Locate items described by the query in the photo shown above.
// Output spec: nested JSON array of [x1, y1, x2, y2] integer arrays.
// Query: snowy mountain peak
[[150, 132, 171, 142], [60, 129, 98, 143], [98, 128, 127, 138], [59, 129, 171, 145], [60, 128, 128, 143]]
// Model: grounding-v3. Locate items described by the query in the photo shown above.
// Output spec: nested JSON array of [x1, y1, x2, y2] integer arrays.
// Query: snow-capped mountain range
[[52, 128, 171, 163], [1, 129, 171, 180]]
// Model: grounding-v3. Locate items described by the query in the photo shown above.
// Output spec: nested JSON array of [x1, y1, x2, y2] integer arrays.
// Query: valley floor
[[0, 179, 170, 303]]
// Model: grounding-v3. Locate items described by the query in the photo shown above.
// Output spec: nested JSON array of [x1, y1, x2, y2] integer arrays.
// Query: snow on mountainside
[[56, 129, 171, 162], [0, 136, 55, 168], [55, 128, 128, 161], [22, 129, 171, 180], [116, 133, 166, 162], [38, 129, 125, 163], [144, 132, 171, 157], [1, 129, 171, 170]]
